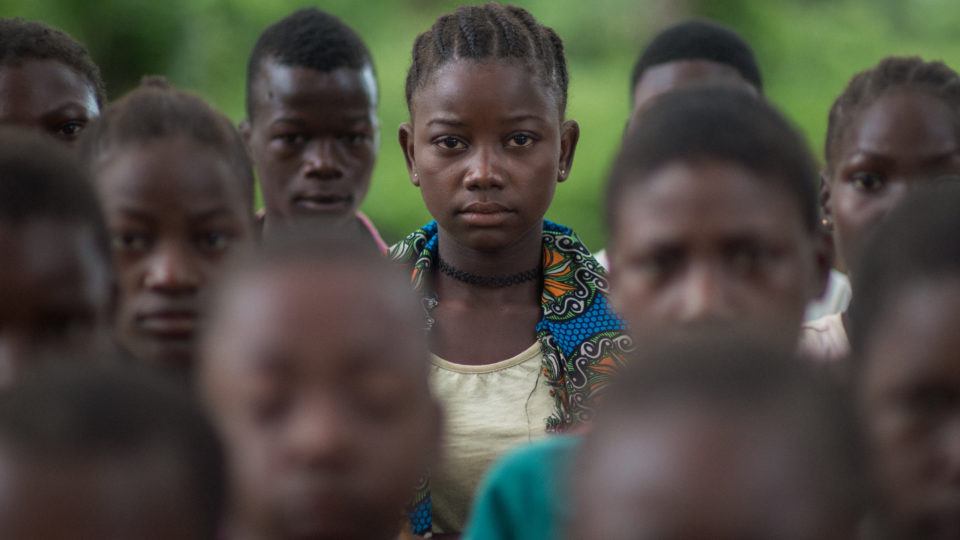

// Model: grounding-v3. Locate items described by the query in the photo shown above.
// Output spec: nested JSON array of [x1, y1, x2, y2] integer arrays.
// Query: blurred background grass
[[4, 0, 960, 247]]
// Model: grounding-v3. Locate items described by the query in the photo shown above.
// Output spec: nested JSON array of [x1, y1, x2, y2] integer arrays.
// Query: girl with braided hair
[[391, 3, 631, 535], [802, 56, 960, 361]]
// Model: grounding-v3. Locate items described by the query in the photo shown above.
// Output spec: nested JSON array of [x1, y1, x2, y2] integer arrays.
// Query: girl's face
[[825, 91, 960, 275], [400, 60, 579, 252], [860, 279, 960, 539], [94, 137, 254, 371]]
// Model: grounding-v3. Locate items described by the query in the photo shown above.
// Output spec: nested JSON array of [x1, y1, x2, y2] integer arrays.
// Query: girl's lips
[[459, 202, 514, 227]]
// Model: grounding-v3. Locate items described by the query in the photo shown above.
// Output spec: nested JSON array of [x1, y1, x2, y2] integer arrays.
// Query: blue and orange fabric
[[390, 220, 633, 535]]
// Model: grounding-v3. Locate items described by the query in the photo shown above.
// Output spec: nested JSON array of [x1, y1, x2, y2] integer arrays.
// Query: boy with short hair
[[242, 8, 387, 252], [0, 18, 105, 143]]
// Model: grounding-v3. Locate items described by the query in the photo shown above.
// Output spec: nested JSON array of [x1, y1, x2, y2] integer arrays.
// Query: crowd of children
[[1, 4, 959, 539]]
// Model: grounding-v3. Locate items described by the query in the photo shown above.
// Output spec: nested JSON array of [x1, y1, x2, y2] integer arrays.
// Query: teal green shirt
[[463, 435, 581, 540]]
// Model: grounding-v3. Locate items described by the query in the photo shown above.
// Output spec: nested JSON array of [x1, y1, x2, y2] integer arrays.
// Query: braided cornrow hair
[[825, 56, 960, 169], [404, 3, 569, 115]]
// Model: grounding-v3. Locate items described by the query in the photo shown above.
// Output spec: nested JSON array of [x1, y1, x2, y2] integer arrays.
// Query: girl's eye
[[850, 171, 886, 193], [435, 136, 466, 150], [55, 120, 86, 140], [506, 133, 534, 147], [196, 232, 231, 252], [111, 232, 151, 253]]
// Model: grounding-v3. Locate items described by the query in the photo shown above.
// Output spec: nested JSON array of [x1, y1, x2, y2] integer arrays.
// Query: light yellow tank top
[[428, 342, 555, 533]]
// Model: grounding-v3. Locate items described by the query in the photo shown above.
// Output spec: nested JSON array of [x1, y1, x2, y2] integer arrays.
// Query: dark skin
[[0, 219, 112, 386], [399, 60, 579, 364], [0, 448, 210, 540], [608, 161, 826, 350], [627, 59, 758, 132], [0, 59, 98, 143], [860, 279, 960, 539], [242, 60, 379, 235], [93, 137, 255, 372], [201, 264, 439, 540], [823, 90, 960, 328]]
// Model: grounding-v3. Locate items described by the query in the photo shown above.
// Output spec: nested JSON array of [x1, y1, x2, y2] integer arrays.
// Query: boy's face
[[0, 59, 98, 144], [0, 219, 111, 385], [860, 278, 960, 538], [0, 448, 208, 540], [628, 60, 757, 133], [245, 60, 378, 227], [571, 406, 856, 540], [93, 138, 254, 371], [826, 91, 960, 275], [608, 160, 820, 347], [201, 264, 438, 540], [400, 60, 578, 252]]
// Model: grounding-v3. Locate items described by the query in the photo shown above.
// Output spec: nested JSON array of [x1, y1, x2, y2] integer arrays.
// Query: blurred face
[[860, 279, 960, 539], [571, 406, 857, 540], [400, 60, 579, 252], [0, 59, 98, 144], [609, 160, 820, 346], [826, 91, 960, 275], [0, 220, 111, 386], [201, 265, 438, 540], [0, 450, 208, 540], [628, 60, 757, 132], [245, 60, 378, 227], [94, 138, 254, 371]]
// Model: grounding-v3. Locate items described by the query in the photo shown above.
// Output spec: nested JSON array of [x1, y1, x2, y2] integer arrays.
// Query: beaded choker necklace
[[436, 257, 540, 288]]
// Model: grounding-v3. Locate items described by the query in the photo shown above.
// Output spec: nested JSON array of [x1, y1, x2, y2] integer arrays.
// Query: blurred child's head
[[0, 128, 113, 385], [606, 88, 825, 347], [628, 20, 761, 130], [200, 234, 440, 540], [244, 8, 378, 229], [0, 363, 224, 539], [823, 56, 960, 278], [849, 186, 960, 538], [570, 334, 865, 540], [0, 18, 104, 144], [83, 77, 255, 373], [400, 3, 579, 252]]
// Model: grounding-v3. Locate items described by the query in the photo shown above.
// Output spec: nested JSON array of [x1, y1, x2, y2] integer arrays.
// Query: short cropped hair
[[605, 87, 817, 234], [246, 8, 373, 119], [83, 77, 254, 208], [631, 20, 762, 101], [0, 18, 106, 107], [0, 364, 226, 538], [849, 185, 960, 353], [0, 127, 110, 261]]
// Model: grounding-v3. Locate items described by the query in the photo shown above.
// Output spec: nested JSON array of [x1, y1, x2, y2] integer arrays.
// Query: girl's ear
[[558, 119, 580, 182], [398, 123, 419, 187]]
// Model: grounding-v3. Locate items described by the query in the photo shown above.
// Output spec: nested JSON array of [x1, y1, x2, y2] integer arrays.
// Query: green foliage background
[[4, 0, 960, 247]]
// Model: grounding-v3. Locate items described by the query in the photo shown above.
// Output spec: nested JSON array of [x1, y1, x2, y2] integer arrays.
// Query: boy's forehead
[[252, 59, 377, 114], [633, 59, 756, 113], [0, 59, 98, 119]]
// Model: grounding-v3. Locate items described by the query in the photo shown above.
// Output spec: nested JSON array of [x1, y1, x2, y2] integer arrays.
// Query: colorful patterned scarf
[[391, 220, 633, 535]]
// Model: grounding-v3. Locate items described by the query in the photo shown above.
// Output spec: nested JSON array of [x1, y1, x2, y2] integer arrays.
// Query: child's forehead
[[412, 59, 558, 118], [841, 91, 960, 159], [0, 59, 98, 114], [253, 59, 377, 111]]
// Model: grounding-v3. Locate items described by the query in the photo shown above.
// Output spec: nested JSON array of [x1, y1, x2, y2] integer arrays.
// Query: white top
[[804, 270, 852, 321], [428, 342, 554, 533], [799, 312, 850, 362]]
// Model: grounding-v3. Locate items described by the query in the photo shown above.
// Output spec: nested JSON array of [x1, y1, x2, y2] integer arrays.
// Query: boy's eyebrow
[[501, 113, 547, 124], [426, 117, 466, 128]]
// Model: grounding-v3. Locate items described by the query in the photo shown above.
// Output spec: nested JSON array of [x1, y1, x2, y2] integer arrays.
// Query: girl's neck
[[434, 222, 543, 302]]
